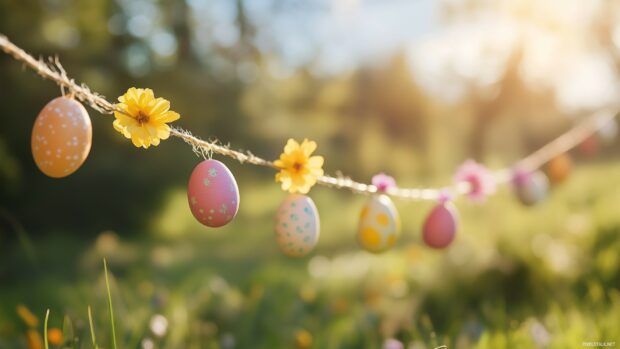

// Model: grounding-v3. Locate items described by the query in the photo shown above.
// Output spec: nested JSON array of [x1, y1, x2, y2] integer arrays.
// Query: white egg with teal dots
[[275, 194, 320, 257], [357, 194, 401, 253]]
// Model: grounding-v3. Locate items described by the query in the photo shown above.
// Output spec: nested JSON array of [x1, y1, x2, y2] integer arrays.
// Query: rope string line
[[1, 33, 618, 201], [516, 109, 618, 171]]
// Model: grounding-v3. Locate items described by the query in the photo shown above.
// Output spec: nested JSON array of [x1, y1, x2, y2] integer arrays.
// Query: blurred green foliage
[[1, 163, 620, 348]]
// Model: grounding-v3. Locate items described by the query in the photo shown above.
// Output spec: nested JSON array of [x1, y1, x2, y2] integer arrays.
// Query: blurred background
[[1, 0, 620, 348]]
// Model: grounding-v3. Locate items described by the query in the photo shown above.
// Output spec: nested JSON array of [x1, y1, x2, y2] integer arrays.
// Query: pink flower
[[511, 166, 531, 187], [372, 173, 397, 192], [383, 339, 404, 349], [454, 159, 495, 202]]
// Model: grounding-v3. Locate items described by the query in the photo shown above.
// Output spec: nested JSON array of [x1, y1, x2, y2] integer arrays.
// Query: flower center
[[136, 111, 150, 125], [467, 175, 482, 195], [293, 162, 303, 173]]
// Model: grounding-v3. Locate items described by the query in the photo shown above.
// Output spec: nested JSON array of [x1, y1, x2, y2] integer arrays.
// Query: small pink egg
[[422, 202, 458, 249], [577, 135, 599, 157], [31, 97, 92, 178], [187, 159, 240, 227]]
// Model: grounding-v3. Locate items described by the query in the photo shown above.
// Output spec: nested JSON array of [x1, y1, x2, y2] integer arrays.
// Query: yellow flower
[[113, 87, 180, 148], [16, 304, 38, 328], [294, 329, 313, 349], [274, 139, 324, 194], [26, 329, 43, 349]]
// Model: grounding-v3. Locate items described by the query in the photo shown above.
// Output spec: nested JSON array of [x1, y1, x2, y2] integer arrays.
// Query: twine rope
[[1, 33, 618, 201]]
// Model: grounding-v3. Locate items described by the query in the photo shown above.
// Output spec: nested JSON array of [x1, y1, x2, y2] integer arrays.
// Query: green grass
[[1, 162, 620, 348], [103, 259, 118, 349], [43, 310, 49, 349], [87, 306, 99, 349]]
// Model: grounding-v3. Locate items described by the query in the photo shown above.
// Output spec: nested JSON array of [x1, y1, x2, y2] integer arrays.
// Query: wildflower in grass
[[275, 139, 324, 194], [383, 338, 404, 349], [454, 159, 495, 201], [25, 329, 43, 349], [141, 338, 154, 349], [16, 304, 38, 328], [47, 328, 63, 346], [113, 88, 180, 148], [294, 329, 313, 349], [149, 314, 168, 338]]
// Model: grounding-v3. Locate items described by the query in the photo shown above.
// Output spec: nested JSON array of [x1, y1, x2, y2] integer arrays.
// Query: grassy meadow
[[1, 161, 619, 348]]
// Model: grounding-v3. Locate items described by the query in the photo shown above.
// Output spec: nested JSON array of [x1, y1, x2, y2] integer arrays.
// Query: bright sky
[[188, 0, 440, 76], [120, 0, 620, 112]]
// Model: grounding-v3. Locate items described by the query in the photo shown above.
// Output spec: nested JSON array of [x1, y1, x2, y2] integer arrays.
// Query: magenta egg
[[187, 159, 240, 227], [422, 202, 458, 249]]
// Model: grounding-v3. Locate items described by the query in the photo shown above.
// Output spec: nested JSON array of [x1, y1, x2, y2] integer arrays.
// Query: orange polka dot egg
[[31, 97, 92, 178], [357, 194, 400, 253], [275, 194, 320, 257]]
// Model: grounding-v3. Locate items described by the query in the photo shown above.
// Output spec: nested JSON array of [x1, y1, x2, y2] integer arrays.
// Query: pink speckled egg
[[31, 97, 92, 178], [422, 202, 458, 249], [187, 159, 240, 227], [275, 194, 320, 257]]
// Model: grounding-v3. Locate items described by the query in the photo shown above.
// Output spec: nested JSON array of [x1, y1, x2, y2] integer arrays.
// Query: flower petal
[[300, 139, 317, 156], [148, 98, 170, 116], [283, 139, 300, 154], [155, 111, 180, 123], [307, 155, 324, 168]]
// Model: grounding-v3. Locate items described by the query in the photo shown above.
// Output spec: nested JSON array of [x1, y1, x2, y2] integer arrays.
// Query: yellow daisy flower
[[113, 87, 180, 148], [274, 138, 324, 194]]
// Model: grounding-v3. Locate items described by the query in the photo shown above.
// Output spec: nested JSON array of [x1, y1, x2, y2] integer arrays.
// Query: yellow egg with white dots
[[357, 194, 400, 253]]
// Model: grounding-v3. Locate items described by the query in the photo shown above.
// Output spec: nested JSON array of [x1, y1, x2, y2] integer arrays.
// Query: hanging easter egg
[[422, 202, 458, 249], [275, 194, 320, 257], [31, 97, 92, 178], [546, 153, 572, 184], [187, 159, 240, 227], [357, 194, 400, 253], [513, 170, 549, 206], [577, 135, 599, 157]]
